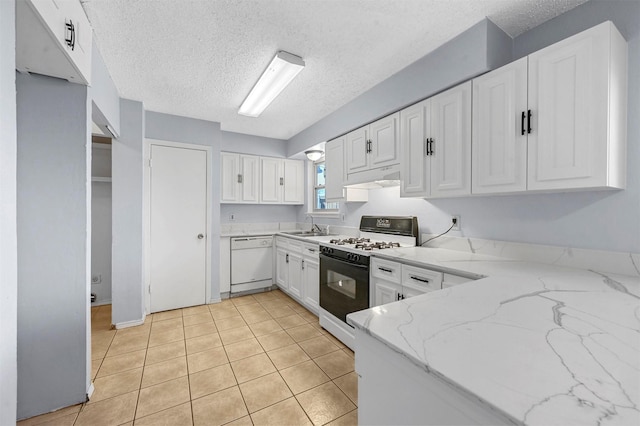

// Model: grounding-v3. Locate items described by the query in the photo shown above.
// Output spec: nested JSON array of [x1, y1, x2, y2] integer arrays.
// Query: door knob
[[197, 234, 205, 239]]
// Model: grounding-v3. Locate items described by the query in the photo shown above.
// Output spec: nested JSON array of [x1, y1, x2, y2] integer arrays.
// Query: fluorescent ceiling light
[[238, 51, 305, 117], [305, 150, 324, 161]]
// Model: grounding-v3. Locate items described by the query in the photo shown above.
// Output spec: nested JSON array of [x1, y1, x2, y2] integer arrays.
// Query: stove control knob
[[353, 255, 360, 262]]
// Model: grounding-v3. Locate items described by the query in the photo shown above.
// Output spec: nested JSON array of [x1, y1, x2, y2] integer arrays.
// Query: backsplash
[[420, 234, 640, 277]]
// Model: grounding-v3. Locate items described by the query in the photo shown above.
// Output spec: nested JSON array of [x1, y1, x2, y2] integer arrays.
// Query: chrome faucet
[[308, 215, 323, 233]]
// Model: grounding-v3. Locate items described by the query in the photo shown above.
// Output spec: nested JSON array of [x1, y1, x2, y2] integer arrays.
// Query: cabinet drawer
[[275, 236, 288, 248], [302, 243, 319, 259], [288, 239, 303, 253], [371, 258, 401, 283], [402, 265, 442, 292]]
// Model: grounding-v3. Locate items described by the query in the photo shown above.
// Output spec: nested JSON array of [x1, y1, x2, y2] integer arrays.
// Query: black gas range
[[318, 216, 419, 349]]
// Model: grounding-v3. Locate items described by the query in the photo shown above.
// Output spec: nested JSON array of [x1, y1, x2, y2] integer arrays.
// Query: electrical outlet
[[451, 215, 461, 231], [229, 213, 236, 221], [91, 274, 102, 284]]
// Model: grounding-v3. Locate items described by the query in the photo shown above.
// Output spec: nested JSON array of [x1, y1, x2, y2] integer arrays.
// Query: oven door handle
[[320, 254, 369, 269]]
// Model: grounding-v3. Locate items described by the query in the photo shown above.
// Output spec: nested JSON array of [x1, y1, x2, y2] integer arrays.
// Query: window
[[313, 161, 339, 211]]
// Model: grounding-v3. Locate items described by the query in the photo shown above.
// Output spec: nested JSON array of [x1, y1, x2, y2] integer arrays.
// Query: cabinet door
[[346, 126, 369, 173], [369, 113, 400, 169], [527, 22, 612, 191], [325, 137, 346, 200], [288, 252, 303, 299], [17, 0, 92, 84], [260, 158, 282, 203], [400, 100, 430, 197], [283, 160, 304, 204], [220, 153, 240, 203], [429, 81, 472, 198], [275, 247, 289, 290], [240, 155, 260, 203], [302, 257, 319, 313], [373, 280, 401, 307], [472, 58, 528, 194]]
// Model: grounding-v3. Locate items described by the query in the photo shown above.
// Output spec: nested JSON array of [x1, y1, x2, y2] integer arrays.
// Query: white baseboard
[[209, 297, 222, 304], [86, 382, 95, 400], [115, 318, 145, 329]]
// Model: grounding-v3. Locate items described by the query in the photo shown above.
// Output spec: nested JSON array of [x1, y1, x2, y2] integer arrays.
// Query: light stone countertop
[[348, 247, 640, 425]]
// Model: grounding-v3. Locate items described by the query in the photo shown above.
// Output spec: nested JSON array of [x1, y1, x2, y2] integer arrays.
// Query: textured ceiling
[[81, 0, 588, 140]]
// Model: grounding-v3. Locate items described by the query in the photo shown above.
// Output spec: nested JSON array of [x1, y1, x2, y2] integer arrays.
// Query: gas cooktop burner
[[354, 242, 402, 250], [329, 237, 371, 245]]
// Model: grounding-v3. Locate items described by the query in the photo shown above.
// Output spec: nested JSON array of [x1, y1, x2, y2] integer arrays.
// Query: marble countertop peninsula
[[348, 247, 640, 425]]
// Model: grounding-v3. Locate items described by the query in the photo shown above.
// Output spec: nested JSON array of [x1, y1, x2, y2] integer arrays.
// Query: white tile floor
[[19, 290, 357, 426]]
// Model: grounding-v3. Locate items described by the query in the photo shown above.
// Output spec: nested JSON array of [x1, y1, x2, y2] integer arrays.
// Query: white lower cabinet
[[302, 244, 320, 314], [275, 240, 289, 291], [371, 258, 443, 306], [274, 236, 320, 314], [287, 240, 303, 299], [355, 328, 512, 425]]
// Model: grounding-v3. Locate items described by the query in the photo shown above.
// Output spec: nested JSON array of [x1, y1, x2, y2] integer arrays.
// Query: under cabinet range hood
[[344, 165, 401, 189]]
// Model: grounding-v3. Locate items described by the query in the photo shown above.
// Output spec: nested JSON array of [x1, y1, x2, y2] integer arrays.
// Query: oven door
[[319, 253, 370, 324]]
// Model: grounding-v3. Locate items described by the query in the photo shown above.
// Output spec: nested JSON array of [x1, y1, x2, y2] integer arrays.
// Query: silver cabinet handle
[[302, 260, 305, 270], [237, 174, 243, 183], [279, 177, 284, 186], [197, 234, 205, 239]]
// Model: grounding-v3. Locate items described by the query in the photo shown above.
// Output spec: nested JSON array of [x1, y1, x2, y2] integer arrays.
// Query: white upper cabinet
[[472, 21, 627, 195], [527, 21, 627, 191], [369, 114, 400, 169], [400, 82, 471, 198], [222, 152, 303, 205], [260, 157, 282, 203], [282, 159, 304, 204], [325, 136, 369, 202], [346, 126, 369, 174], [325, 137, 346, 200], [346, 113, 400, 176], [429, 81, 472, 198], [16, 0, 92, 85], [260, 158, 304, 205], [220, 153, 259, 203], [400, 99, 430, 197], [472, 57, 528, 194]]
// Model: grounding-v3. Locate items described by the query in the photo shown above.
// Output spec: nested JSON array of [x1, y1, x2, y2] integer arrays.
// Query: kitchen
[[2, 0, 639, 425]]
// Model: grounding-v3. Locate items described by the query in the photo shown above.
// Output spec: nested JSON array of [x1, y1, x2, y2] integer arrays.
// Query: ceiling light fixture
[[305, 150, 324, 161], [238, 51, 305, 117]]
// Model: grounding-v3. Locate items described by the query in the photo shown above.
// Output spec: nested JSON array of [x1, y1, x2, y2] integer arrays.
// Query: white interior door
[[150, 144, 207, 312]]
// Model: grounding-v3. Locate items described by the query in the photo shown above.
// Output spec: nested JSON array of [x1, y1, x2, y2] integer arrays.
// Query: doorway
[[145, 139, 212, 313]]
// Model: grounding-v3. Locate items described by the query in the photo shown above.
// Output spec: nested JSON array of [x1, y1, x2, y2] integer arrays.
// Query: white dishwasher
[[230, 236, 273, 294]]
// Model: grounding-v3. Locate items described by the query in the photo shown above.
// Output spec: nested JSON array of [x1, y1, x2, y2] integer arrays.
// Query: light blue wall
[[145, 110, 222, 301], [16, 73, 90, 419], [221, 130, 287, 157], [305, 0, 640, 253], [112, 99, 145, 326], [0, 0, 17, 423], [287, 19, 512, 156], [220, 130, 301, 224]]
